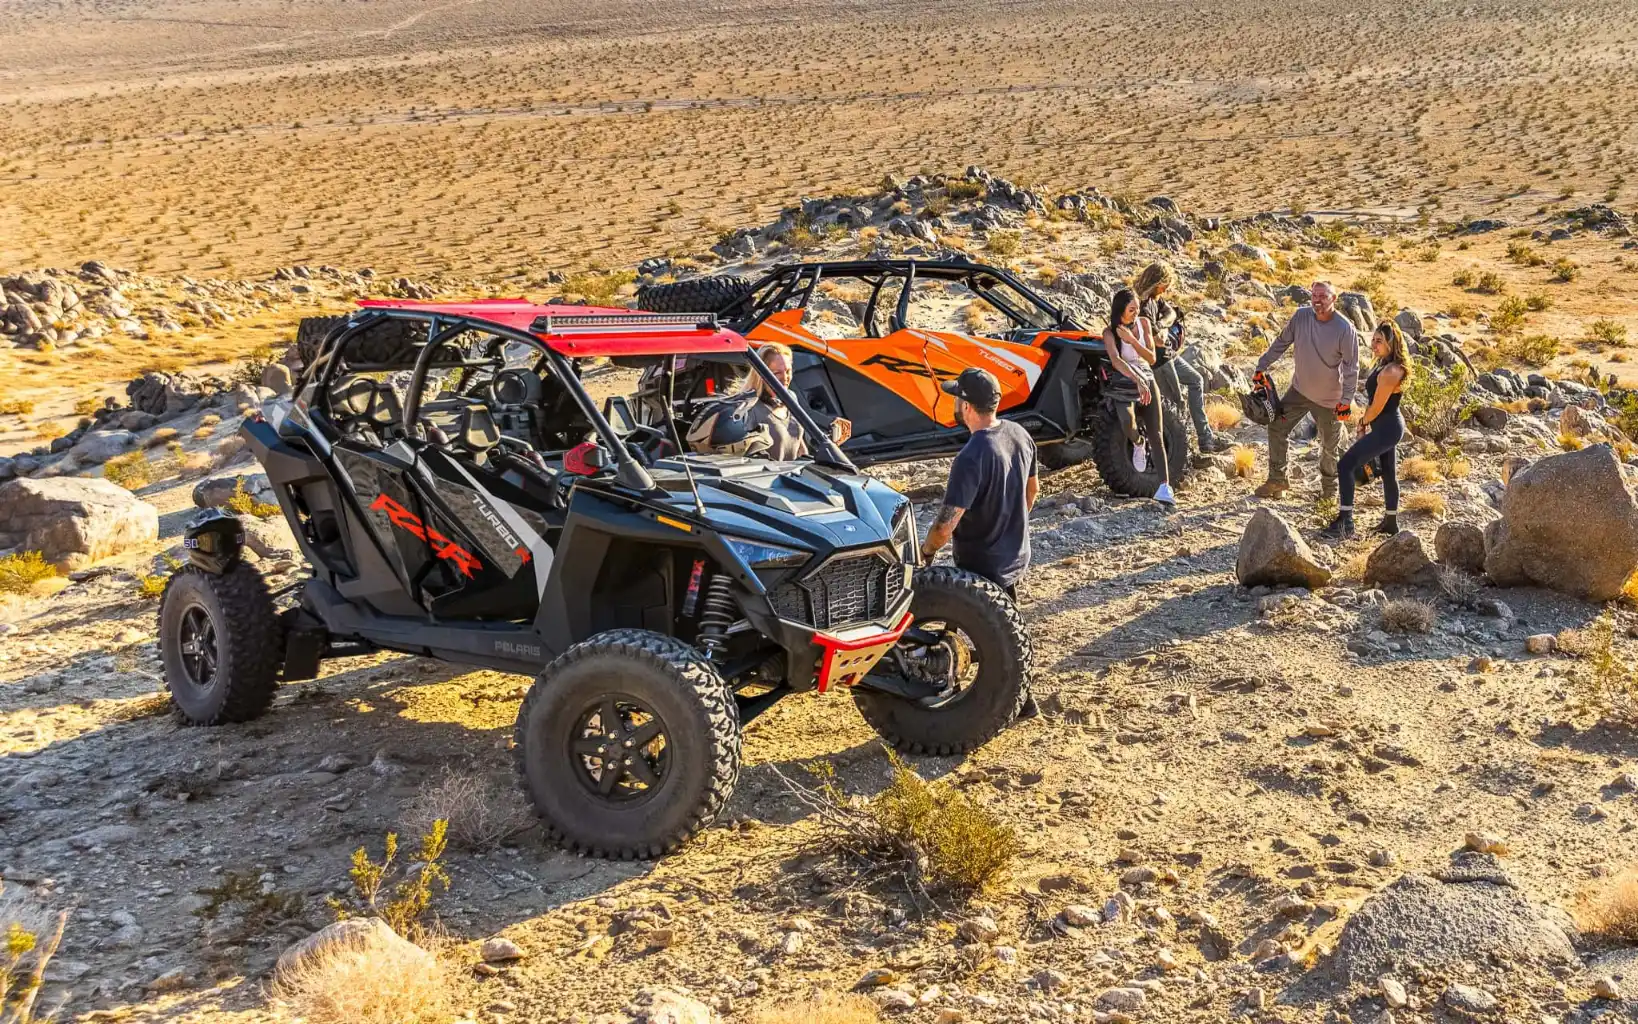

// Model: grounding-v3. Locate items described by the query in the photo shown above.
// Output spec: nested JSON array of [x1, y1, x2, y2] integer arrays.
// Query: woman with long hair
[[1134, 261, 1227, 454], [1322, 321, 1412, 540], [1103, 288, 1175, 506]]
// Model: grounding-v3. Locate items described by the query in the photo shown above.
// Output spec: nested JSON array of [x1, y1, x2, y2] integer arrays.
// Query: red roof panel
[[355, 299, 749, 357]]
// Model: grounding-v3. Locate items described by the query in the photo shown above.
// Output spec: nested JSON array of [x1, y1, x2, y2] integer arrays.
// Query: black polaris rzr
[[160, 301, 1031, 858], [631, 258, 1189, 496]]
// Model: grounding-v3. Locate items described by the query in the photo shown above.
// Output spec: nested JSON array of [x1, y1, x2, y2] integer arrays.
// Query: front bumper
[[812, 610, 914, 693]]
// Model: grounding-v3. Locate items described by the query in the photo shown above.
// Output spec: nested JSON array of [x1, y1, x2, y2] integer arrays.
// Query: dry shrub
[[1205, 398, 1243, 431], [1, 881, 68, 1024], [1380, 598, 1437, 634], [223, 478, 280, 519], [749, 993, 880, 1024], [0, 553, 59, 596], [1335, 549, 1371, 584], [1403, 491, 1446, 518], [330, 822, 452, 940], [143, 427, 180, 449], [0, 399, 34, 416], [784, 757, 1020, 897], [1231, 445, 1258, 478], [1400, 456, 1443, 484], [1436, 565, 1481, 606], [103, 451, 154, 490], [1579, 869, 1638, 941], [1558, 430, 1587, 452], [401, 770, 531, 853], [1559, 610, 1637, 720], [136, 575, 169, 600], [270, 931, 458, 1024], [984, 230, 1021, 257]]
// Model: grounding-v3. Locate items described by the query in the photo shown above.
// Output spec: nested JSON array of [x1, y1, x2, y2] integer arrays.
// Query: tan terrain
[[2, 3, 1638, 1024]]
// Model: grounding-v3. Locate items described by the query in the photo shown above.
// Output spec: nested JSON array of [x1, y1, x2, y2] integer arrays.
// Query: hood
[[648, 455, 905, 551]]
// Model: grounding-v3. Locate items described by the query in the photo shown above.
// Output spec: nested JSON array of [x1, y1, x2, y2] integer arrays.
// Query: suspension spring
[[697, 573, 736, 655]]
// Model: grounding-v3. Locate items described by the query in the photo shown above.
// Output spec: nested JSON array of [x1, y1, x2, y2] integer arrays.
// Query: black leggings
[[1118, 397, 1170, 484], [1337, 415, 1404, 513]]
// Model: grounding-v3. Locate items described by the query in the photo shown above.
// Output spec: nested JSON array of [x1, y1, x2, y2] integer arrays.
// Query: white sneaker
[[1132, 444, 1147, 473], [1154, 483, 1176, 506]]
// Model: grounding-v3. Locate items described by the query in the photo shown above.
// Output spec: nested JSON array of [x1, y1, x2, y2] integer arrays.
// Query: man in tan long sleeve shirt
[[1251, 281, 1361, 500]]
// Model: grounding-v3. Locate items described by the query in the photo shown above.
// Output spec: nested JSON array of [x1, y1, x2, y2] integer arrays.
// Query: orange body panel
[[747, 309, 1090, 428]]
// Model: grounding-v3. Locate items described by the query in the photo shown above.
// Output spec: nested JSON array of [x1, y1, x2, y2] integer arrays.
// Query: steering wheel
[[621, 424, 673, 465]]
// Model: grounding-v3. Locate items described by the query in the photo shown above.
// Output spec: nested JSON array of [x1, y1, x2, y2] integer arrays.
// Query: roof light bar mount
[[529, 312, 721, 334]]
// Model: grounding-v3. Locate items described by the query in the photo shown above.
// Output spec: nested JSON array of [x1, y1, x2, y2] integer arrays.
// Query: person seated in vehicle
[[686, 342, 852, 459]]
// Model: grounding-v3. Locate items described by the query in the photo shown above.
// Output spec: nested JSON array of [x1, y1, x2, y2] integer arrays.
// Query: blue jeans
[[1338, 415, 1404, 512], [1155, 356, 1214, 446]]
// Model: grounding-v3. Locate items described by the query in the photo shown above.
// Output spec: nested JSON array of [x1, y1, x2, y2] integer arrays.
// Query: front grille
[[770, 549, 905, 630]]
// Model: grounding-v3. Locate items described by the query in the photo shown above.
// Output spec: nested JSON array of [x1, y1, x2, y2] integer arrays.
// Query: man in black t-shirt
[[918, 368, 1039, 718]]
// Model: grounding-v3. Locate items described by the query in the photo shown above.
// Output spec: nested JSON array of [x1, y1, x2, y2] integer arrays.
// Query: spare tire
[[296, 316, 426, 370], [636, 276, 755, 316], [1090, 399, 1188, 497], [294, 316, 346, 369]]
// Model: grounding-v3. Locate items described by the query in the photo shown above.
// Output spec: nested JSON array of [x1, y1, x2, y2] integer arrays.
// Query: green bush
[[1401, 359, 1473, 442], [1551, 257, 1580, 283]]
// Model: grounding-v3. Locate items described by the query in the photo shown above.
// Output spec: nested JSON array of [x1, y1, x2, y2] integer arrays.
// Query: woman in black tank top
[[1322, 322, 1411, 540]]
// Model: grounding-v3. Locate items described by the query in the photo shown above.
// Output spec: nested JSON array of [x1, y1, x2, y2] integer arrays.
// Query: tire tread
[[512, 629, 740, 860]]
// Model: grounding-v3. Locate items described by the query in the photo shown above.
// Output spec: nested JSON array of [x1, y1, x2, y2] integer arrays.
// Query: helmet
[[685, 393, 773, 457], [1240, 384, 1276, 426]]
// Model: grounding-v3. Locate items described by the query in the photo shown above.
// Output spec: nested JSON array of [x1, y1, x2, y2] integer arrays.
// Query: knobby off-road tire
[[513, 629, 740, 859], [295, 316, 424, 369], [158, 564, 284, 725], [635, 276, 755, 316], [854, 567, 1033, 756], [1089, 398, 1188, 497]]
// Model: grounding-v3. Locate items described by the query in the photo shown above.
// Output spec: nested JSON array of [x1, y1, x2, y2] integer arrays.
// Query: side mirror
[[564, 440, 610, 476]]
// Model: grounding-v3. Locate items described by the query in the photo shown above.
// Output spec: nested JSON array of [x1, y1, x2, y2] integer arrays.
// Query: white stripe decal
[[447, 460, 552, 599], [761, 320, 850, 361]]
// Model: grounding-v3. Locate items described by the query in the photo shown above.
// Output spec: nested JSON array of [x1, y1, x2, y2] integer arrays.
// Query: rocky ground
[[3, 178, 1638, 1023]]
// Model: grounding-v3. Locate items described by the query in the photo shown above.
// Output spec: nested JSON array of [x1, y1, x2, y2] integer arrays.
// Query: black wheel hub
[[570, 697, 670, 802], [893, 621, 976, 706], [176, 603, 220, 689]]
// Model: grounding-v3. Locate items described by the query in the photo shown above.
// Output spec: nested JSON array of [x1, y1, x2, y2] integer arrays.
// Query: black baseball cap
[[941, 368, 1001, 411]]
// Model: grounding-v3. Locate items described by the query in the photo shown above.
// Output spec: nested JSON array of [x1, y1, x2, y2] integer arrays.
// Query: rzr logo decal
[[859, 353, 960, 381], [369, 494, 483, 578]]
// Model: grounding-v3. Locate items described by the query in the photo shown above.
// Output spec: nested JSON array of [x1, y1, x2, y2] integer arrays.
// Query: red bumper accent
[[813, 610, 915, 694]]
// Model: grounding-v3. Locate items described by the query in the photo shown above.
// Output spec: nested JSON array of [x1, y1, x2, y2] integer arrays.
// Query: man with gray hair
[[1251, 281, 1360, 499]]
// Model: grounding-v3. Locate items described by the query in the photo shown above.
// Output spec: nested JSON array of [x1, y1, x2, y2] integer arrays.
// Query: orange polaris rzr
[[632, 259, 1187, 496]]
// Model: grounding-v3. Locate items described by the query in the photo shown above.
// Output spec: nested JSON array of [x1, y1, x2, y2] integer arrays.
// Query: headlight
[[725, 536, 810, 569], [891, 501, 917, 561]]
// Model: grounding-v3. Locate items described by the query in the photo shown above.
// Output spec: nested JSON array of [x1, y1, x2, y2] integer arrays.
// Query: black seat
[[457, 404, 501, 464]]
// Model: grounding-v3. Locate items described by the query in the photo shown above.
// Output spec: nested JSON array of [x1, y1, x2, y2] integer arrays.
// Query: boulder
[[1561, 404, 1621, 441], [1321, 873, 1576, 986], [260, 362, 294, 397], [1236, 509, 1332, 589], [624, 986, 717, 1024], [241, 516, 296, 559], [1469, 405, 1509, 431], [68, 429, 137, 465], [1393, 308, 1425, 340], [1434, 522, 1487, 575], [1339, 292, 1377, 335], [1365, 531, 1439, 586], [192, 471, 274, 510], [274, 917, 431, 983], [0, 476, 158, 566], [1483, 444, 1638, 600]]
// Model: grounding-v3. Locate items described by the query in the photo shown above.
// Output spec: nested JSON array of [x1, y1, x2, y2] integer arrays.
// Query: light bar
[[530, 313, 719, 334]]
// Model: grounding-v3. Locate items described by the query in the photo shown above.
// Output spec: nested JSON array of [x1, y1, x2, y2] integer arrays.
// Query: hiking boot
[[1375, 514, 1399, 535], [1017, 694, 1041, 721], [1202, 435, 1234, 453], [1319, 511, 1356, 540], [1254, 480, 1289, 499]]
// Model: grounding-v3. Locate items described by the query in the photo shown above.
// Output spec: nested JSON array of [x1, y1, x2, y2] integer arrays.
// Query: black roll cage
[[294, 308, 856, 492], [724, 258, 1083, 335]]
